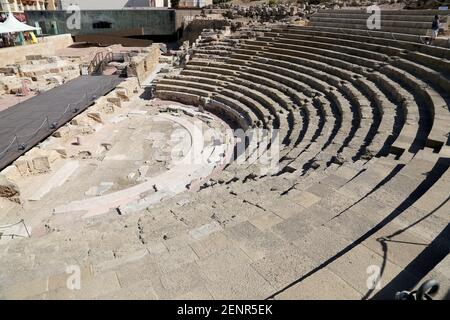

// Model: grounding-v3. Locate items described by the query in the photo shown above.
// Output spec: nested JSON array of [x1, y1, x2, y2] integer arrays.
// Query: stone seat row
[[316, 9, 450, 16], [162, 34, 410, 173], [156, 27, 449, 174], [237, 40, 420, 160], [158, 66, 298, 164], [228, 52, 376, 166], [309, 9, 450, 37], [254, 31, 449, 155], [184, 61, 339, 167], [158, 55, 372, 177], [309, 20, 431, 36], [195, 34, 414, 162], [179, 65, 325, 166], [310, 16, 436, 30], [267, 28, 450, 87], [311, 12, 449, 23], [289, 25, 450, 48], [187, 58, 359, 172]]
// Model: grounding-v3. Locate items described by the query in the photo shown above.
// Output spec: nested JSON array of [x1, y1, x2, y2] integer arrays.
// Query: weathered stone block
[[87, 113, 103, 124], [101, 103, 115, 114], [115, 89, 130, 101], [107, 97, 122, 108], [52, 126, 70, 138], [0, 175, 21, 203], [32, 156, 51, 173]]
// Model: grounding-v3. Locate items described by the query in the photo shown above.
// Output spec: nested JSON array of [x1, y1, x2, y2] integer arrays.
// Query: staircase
[[88, 51, 128, 76]]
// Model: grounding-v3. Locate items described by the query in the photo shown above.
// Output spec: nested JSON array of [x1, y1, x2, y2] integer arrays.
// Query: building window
[[93, 21, 112, 29]]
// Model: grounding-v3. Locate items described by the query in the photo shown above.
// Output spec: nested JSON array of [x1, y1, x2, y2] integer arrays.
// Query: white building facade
[[0, 0, 57, 12], [58, 0, 172, 10], [58, 0, 212, 10]]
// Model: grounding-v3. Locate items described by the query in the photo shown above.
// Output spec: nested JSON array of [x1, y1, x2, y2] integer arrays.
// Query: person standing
[[429, 15, 440, 45]]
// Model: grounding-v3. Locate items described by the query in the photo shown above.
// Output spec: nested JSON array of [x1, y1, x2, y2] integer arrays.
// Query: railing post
[[22, 219, 31, 238], [14, 135, 20, 150]]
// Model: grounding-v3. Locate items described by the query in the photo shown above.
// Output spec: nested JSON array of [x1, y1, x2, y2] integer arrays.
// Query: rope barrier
[[0, 219, 31, 239], [0, 136, 18, 158], [15, 117, 48, 141], [56, 103, 72, 122], [0, 219, 26, 228]]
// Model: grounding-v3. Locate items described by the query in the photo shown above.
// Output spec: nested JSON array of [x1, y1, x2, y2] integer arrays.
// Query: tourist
[[4, 33, 13, 47], [24, 32, 30, 44], [30, 32, 38, 44], [429, 15, 440, 45]]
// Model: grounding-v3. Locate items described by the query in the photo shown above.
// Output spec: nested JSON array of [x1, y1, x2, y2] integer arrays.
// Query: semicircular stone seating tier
[[153, 11, 450, 298], [3, 11, 448, 300]]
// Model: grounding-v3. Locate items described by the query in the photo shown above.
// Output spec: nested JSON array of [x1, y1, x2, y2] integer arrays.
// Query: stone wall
[[126, 45, 161, 82], [59, 0, 157, 10], [25, 10, 178, 37], [175, 8, 203, 30], [0, 54, 82, 95], [180, 19, 231, 44], [0, 34, 74, 68]]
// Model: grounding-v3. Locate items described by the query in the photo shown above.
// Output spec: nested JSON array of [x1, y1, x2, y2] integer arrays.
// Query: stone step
[[178, 70, 296, 149], [226, 55, 355, 171], [309, 21, 432, 36], [277, 25, 450, 49], [237, 45, 385, 161], [263, 31, 450, 92], [312, 12, 448, 23], [230, 51, 372, 163], [254, 35, 447, 157], [309, 16, 437, 30], [187, 64, 312, 158], [316, 9, 450, 16], [155, 90, 249, 130], [271, 26, 450, 58], [159, 76, 270, 125], [182, 67, 320, 165]]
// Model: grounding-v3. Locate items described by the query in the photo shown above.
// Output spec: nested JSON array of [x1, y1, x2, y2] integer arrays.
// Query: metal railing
[[88, 51, 128, 75]]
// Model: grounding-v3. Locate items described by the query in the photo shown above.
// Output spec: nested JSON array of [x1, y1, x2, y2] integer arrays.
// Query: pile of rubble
[[0, 55, 81, 95], [219, 3, 307, 23], [0, 76, 141, 205], [404, 0, 445, 9], [203, 0, 409, 25]]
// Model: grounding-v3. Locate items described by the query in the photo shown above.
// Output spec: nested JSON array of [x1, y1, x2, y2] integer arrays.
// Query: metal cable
[[0, 219, 30, 238], [0, 136, 18, 158], [15, 117, 48, 141]]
